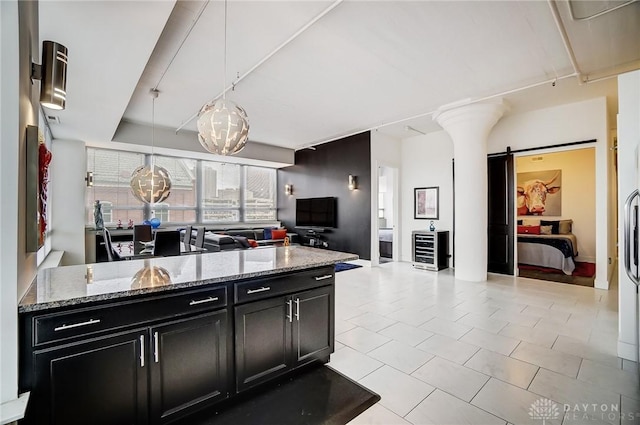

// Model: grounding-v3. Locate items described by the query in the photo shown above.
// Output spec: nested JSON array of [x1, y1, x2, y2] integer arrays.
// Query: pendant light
[[197, 0, 249, 156], [130, 89, 172, 204]]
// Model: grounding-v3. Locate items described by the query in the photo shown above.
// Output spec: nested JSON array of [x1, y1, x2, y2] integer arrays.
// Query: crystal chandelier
[[196, 0, 249, 155], [130, 89, 172, 204]]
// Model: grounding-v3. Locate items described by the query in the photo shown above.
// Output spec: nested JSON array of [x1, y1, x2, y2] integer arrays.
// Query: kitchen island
[[19, 246, 357, 425]]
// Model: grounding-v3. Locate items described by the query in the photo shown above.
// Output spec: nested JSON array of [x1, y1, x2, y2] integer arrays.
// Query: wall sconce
[[348, 175, 357, 190], [31, 40, 68, 110], [285, 184, 293, 195], [85, 171, 94, 187]]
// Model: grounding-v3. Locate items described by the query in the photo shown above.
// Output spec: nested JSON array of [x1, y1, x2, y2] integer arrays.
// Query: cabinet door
[[235, 296, 292, 392], [292, 285, 334, 367], [149, 310, 230, 424], [31, 330, 148, 425]]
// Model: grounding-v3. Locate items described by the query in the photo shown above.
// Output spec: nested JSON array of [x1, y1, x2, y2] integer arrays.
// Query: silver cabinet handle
[[295, 298, 300, 321], [314, 275, 333, 281], [140, 335, 145, 368], [154, 331, 159, 363], [189, 296, 219, 306], [54, 318, 101, 332], [624, 190, 640, 286], [247, 286, 270, 294], [286, 300, 292, 323]]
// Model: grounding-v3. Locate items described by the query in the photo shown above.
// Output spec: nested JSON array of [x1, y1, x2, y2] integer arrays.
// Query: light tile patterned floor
[[328, 262, 638, 425]]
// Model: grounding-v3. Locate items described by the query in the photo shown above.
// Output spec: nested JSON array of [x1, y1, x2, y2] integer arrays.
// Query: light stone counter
[[19, 246, 358, 313]]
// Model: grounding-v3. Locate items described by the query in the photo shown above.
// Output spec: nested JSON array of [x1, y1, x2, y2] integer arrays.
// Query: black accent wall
[[277, 132, 372, 260]]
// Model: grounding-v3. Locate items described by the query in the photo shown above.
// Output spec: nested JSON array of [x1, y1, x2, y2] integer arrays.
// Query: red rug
[[518, 262, 595, 277]]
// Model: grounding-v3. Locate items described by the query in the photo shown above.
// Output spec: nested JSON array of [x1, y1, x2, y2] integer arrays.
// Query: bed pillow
[[522, 219, 540, 226], [559, 219, 573, 234], [271, 229, 287, 240], [517, 220, 523, 225], [540, 220, 560, 234], [517, 225, 540, 235], [540, 225, 553, 235]]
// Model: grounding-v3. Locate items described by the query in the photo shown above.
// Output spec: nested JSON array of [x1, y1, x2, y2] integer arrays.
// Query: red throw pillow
[[271, 229, 287, 239], [248, 239, 258, 248], [517, 225, 540, 235]]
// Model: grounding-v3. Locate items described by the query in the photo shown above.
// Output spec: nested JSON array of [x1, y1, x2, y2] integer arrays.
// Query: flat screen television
[[295, 197, 337, 229]]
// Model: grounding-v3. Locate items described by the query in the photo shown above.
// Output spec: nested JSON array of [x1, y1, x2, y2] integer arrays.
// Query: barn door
[[487, 154, 514, 275]]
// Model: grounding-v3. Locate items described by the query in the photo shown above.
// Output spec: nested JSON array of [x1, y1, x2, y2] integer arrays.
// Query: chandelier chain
[[223, 0, 227, 101]]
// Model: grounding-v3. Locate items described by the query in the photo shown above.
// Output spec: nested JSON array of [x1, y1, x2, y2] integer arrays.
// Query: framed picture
[[414, 187, 439, 219]]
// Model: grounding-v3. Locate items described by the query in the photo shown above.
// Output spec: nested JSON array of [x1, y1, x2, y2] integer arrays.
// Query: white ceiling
[[40, 0, 639, 151]]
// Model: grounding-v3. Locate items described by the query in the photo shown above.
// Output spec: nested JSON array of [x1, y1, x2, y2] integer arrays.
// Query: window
[[101, 201, 113, 223], [86, 148, 278, 225], [86, 148, 145, 225], [151, 202, 170, 222], [201, 162, 241, 223], [153, 156, 196, 222], [244, 166, 277, 221]]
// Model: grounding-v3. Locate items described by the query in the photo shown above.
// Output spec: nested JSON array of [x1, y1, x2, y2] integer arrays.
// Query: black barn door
[[487, 154, 514, 275]]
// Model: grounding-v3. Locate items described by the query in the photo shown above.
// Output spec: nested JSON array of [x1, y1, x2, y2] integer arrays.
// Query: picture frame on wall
[[414, 187, 439, 219]]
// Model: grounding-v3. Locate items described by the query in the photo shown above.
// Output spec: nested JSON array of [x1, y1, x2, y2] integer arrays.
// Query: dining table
[[113, 241, 207, 259]]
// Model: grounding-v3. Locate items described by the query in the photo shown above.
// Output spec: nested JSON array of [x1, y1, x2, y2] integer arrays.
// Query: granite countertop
[[19, 246, 358, 313]]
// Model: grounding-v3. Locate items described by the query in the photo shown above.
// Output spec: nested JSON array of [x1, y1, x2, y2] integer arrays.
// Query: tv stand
[[301, 229, 329, 248]]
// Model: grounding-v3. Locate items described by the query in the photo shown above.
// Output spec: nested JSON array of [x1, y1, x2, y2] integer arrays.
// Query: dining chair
[[133, 224, 152, 243], [194, 227, 205, 248], [153, 230, 181, 257], [102, 228, 122, 261], [183, 225, 193, 245]]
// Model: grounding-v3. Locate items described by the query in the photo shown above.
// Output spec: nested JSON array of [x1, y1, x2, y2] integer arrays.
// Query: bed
[[379, 228, 393, 258], [517, 233, 578, 275]]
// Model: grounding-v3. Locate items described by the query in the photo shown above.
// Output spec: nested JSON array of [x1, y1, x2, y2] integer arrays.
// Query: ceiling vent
[[531, 156, 544, 162], [46, 115, 60, 124]]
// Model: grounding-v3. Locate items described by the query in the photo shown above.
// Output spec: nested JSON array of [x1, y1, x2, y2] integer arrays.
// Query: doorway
[[377, 165, 398, 264], [514, 147, 597, 286]]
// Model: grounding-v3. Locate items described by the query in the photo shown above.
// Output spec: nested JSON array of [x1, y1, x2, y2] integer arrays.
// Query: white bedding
[[379, 228, 393, 242], [517, 236, 576, 275]]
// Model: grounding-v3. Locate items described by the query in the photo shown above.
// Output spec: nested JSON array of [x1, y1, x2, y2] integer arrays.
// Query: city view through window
[[86, 148, 277, 225]]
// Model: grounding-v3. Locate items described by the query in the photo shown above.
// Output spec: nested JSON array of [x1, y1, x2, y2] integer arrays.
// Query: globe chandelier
[[130, 89, 172, 204], [196, 0, 249, 156]]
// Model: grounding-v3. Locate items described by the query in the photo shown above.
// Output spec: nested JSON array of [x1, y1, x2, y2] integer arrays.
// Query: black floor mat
[[182, 365, 380, 425]]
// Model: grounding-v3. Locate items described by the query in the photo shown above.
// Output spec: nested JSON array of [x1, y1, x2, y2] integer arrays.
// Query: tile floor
[[325, 262, 639, 425]]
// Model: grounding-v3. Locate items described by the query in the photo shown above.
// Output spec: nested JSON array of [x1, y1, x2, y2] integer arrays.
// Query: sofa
[[181, 227, 297, 252]]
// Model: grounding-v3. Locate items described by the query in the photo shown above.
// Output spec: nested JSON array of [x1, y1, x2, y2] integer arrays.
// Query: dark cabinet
[[235, 285, 334, 392], [293, 286, 334, 366], [149, 309, 231, 424], [21, 267, 336, 424], [31, 330, 148, 425], [28, 311, 232, 425], [150, 311, 231, 424], [234, 296, 292, 391]]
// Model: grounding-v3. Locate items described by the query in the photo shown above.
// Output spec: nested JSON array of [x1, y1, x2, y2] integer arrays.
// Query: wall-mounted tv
[[296, 197, 337, 229]]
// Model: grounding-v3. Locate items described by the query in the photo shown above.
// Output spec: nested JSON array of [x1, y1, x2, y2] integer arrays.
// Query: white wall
[[515, 148, 596, 263], [0, 0, 20, 405], [617, 70, 640, 361], [1, 0, 39, 409], [50, 139, 87, 265], [400, 131, 454, 264], [489, 97, 610, 289], [371, 131, 402, 266], [397, 97, 611, 285]]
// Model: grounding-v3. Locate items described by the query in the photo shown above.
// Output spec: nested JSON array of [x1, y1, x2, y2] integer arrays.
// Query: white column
[[434, 100, 508, 282]]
